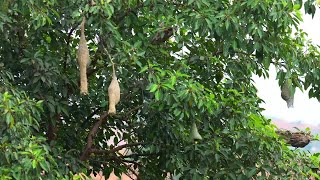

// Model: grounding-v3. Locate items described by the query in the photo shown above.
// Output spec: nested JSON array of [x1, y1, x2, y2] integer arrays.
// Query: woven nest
[[281, 80, 294, 108], [77, 16, 90, 95], [107, 64, 120, 115], [276, 130, 312, 148]]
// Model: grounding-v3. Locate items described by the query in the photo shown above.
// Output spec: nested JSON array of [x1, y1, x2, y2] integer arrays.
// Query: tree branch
[[106, 155, 143, 168], [119, 160, 139, 180], [115, 105, 143, 119], [80, 112, 109, 161], [81, 107, 102, 128], [80, 103, 145, 161], [90, 142, 146, 155], [212, 50, 254, 57], [121, 152, 159, 159], [120, 159, 142, 167]]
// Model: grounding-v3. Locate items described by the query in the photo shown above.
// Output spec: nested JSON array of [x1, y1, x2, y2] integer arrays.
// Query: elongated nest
[[108, 64, 120, 115], [77, 16, 90, 95]]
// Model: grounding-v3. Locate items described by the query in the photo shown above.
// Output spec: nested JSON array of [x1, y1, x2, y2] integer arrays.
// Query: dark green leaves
[[1, 0, 320, 179]]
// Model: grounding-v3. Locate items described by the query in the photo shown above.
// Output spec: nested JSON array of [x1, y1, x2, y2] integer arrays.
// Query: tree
[[1, 0, 320, 179], [0, 70, 79, 179]]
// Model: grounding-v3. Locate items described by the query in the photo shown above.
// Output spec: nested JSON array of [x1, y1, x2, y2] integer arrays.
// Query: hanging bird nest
[[77, 16, 90, 95], [281, 79, 295, 108], [107, 64, 120, 115], [276, 130, 312, 148]]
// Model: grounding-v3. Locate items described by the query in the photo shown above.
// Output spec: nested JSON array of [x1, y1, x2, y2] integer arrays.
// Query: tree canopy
[[1, 0, 320, 179]]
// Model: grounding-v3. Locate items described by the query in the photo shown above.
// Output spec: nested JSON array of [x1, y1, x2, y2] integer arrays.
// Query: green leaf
[[39, 161, 49, 172], [139, 65, 148, 73], [149, 84, 158, 92], [60, 106, 69, 117], [201, 0, 210, 7], [47, 102, 55, 113], [188, 0, 195, 5], [32, 160, 37, 169], [247, 167, 257, 177], [155, 90, 162, 101], [163, 83, 175, 90]]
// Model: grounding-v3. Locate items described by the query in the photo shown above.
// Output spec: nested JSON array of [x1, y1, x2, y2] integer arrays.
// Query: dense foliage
[[1, 0, 320, 179]]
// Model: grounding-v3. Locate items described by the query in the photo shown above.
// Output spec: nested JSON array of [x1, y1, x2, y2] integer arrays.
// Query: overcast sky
[[253, 8, 320, 125]]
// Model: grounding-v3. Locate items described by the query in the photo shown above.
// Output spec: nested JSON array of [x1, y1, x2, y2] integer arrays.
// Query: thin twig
[[119, 160, 139, 180], [90, 142, 146, 155], [121, 159, 142, 167], [116, 105, 143, 118], [102, 45, 114, 65], [105, 155, 143, 168], [121, 152, 159, 158]]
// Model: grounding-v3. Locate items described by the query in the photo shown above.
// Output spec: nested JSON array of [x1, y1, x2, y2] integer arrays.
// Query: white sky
[[253, 8, 320, 125]]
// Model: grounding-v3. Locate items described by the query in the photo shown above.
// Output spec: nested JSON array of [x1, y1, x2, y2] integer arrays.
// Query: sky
[[253, 7, 320, 125]]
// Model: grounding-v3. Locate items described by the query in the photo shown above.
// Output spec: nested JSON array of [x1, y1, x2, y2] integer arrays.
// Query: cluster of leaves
[[1, 0, 320, 179], [0, 84, 71, 179], [0, 70, 86, 179]]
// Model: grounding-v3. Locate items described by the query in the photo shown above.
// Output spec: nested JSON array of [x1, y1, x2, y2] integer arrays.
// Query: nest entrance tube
[[77, 16, 90, 95], [108, 64, 120, 115]]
